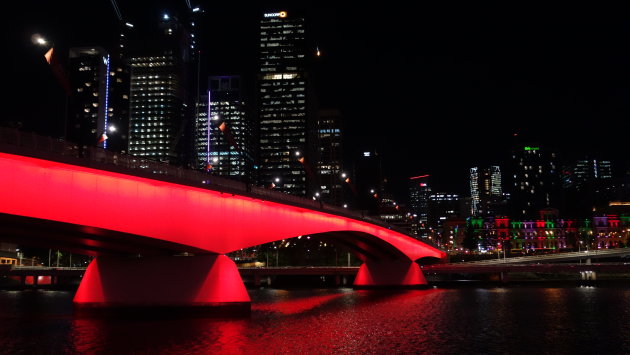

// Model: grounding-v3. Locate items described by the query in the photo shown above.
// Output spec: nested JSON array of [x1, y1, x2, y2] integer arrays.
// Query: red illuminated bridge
[[0, 132, 445, 311]]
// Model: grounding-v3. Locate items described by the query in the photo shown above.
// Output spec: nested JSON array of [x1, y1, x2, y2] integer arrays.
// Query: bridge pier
[[353, 259, 427, 288], [74, 255, 250, 315]]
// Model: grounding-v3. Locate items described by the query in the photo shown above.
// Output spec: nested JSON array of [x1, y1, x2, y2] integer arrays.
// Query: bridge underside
[[0, 213, 435, 310], [0, 213, 209, 256]]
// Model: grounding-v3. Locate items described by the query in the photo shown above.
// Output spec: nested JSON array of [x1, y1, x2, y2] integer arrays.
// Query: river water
[[0, 285, 629, 354]]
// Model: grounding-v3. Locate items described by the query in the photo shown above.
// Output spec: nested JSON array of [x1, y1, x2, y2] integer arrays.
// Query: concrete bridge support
[[73, 255, 250, 314], [353, 259, 427, 288]]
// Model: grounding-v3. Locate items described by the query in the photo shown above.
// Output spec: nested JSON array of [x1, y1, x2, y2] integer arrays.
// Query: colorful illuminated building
[[466, 212, 630, 253]]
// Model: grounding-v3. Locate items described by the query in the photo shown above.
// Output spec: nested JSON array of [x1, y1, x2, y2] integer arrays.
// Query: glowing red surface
[[354, 260, 427, 287], [0, 153, 444, 261], [252, 293, 345, 314], [73, 255, 250, 306]]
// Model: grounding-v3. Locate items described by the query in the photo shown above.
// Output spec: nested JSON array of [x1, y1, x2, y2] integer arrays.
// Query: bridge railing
[[0, 127, 442, 249]]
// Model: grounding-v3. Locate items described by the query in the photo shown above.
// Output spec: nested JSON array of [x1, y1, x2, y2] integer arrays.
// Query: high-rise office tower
[[316, 109, 343, 205], [195, 75, 253, 180], [67, 46, 129, 153], [127, 14, 191, 163], [570, 159, 613, 188], [409, 175, 431, 237], [562, 158, 614, 216], [470, 166, 502, 216], [67, 47, 111, 149], [428, 193, 460, 229], [511, 145, 560, 217], [354, 150, 383, 214], [258, 10, 309, 195]]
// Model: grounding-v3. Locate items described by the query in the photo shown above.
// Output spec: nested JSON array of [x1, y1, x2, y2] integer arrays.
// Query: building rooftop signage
[[264, 11, 287, 18]]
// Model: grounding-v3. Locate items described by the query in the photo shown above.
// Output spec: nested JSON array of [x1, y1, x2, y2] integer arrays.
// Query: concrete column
[[74, 255, 250, 314], [354, 259, 427, 288]]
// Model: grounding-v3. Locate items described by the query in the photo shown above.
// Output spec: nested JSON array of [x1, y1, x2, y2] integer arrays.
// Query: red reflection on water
[[252, 292, 346, 314], [70, 318, 105, 353]]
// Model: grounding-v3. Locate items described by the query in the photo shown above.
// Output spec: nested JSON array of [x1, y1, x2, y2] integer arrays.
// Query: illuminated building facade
[[128, 15, 191, 163], [470, 166, 502, 216], [194, 95, 209, 168], [258, 10, 309, 195], [511, 146, 560, 217], [195, 75, 253, 180], [467, 214, 630, 253], [316, 109, 343, 205]]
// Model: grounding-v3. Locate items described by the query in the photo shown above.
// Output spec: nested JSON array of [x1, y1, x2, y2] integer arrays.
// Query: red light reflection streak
[[0, 153, 444, 260], [252, 292, 346, 315]]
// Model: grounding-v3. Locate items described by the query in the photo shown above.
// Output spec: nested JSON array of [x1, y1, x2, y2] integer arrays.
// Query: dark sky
[[5, 1, 630, 201]]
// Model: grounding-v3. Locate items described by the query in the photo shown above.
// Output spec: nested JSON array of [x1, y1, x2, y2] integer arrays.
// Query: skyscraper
[[470, 166, 502, 216], [67, 47, 111, 149], [315, 109, 343, 205], [409, 175, 431, 237], [562, 158, 615, 216], [195, 75, 254, 180], [569, 158, 613, 188], [428, 193, 460, 229], [354, 150, 383, 214], [258, 10, 309, 195], [127, 15, 191, 163], [511, 145, 560, 217]]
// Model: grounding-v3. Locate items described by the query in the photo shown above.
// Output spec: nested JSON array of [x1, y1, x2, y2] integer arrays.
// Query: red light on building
[[409, 175, 430, 180]]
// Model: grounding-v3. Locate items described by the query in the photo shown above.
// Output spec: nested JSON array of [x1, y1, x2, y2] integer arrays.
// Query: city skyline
[[5, 1, 629, 199]]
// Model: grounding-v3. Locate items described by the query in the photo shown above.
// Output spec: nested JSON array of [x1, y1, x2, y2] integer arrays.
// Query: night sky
[[5, 1, 630, 201]]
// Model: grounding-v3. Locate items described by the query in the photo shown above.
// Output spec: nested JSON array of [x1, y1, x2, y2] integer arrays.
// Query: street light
[[31, 34, 48, 46]]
